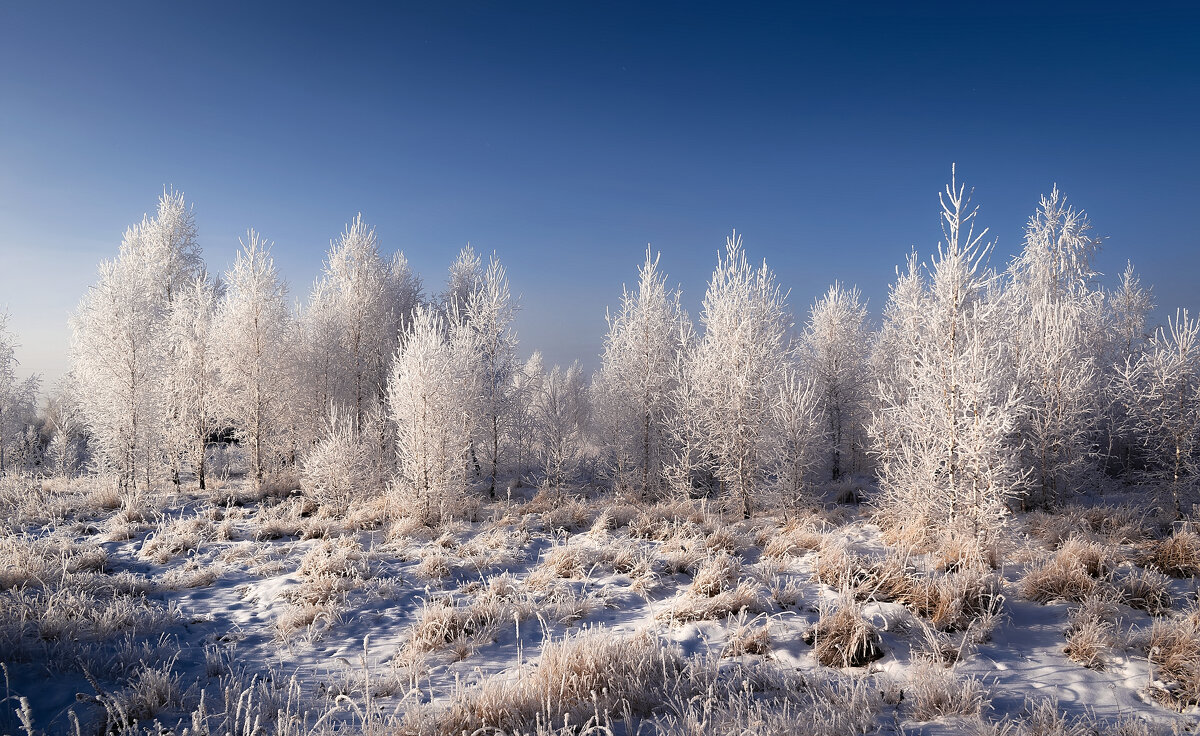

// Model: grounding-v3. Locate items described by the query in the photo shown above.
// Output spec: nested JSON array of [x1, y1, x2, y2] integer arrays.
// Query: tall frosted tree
[[0, 312, 40, 475], [767, 370, 824, 506], [212, 231, 295, 486], [70, 192, 201, 491], [870, 168, 1026, 554], [801, 283, 871, 480], [1100, 262, 1155, 476], [691, 233, 791, 518], [142, 189, 204, 302], [463, 254, 518, 497], [164, 274, 222, 489], [593, 249, 691, 498], [299, 222, 423, 453], [1006, 188, 1104, 504]]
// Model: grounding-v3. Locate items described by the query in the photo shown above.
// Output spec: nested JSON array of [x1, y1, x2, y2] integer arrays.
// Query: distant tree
[[212, 231, 296, 486], [593, 248, 691, 498], [1106, 262, 1155, 362], [801, 283, 872, 480], [691, 233, 791, 518], [870, 168, 1026, 554], [1117, 309, 1200, 516], [388, 304, 478, 520], [41, 379, 88, 477], [532, 361, 590, 487], [661, 320, 705, 499], [0, 311, 40, 475], [508, 352, 544, 488]]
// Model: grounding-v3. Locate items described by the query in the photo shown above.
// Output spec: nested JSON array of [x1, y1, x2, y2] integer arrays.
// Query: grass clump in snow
[[804, 591, 884, 668]]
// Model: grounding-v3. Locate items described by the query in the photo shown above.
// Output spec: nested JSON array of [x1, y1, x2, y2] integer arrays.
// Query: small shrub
[[301, 410, 376, 513]]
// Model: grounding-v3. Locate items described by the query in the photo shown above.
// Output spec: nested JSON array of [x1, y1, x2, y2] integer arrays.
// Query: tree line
[[1, 168, 1197, 556]]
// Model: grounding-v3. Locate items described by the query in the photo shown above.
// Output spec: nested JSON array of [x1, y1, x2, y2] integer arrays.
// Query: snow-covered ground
[[1, 474, 1198, 735]]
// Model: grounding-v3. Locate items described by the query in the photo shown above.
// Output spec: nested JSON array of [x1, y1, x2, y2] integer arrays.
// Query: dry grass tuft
[[427, 627, 681, 735], [908, 568, 1004, 634], [1118, 566, 1172, 615], [1064, 590, 1125, 671], [1064, 617, 1117, 670], [660, 581, 769, 623], [722, 612, 773, 658], [1021, 555, 1097, 604], [1148, 528, 1200, 578], [804, 592, 884, 668], [763, 518, 825, 559], [906, 661, 988, 721], [1145, 606, 1200, 709], [1056, 536, 1121, 578], [689, 553, 741, 597]]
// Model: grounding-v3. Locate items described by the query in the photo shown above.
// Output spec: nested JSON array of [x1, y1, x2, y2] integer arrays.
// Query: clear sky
[[1, 3, 1197, 387]]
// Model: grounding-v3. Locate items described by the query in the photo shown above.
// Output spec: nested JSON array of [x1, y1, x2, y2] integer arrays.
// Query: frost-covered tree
[[301, 404, 372, 513], [1100, 263, 1155, 475], [691, 233, 791, 518], [442, 245, 482, 319], [296, 279, 343, 447], [142, 189, 204, 302], [71, 193, 201, 491], [801, 283, 871, 480], [463, 254, 518, 497], [0, 312, 40, 475], [508, 352, 544, 488], [41, 380, 88, 477], [164, 275, 222, 489], [388, 305, 479, 520], [1117, 310, 1200, 516], [212, 231, 296, 486], [1106, 262, 1154, 363], [313, 216, 406, 429], [768, 371, 824, 506], [662, 320, 706, 498], [531, 361, 590, 487], [593, 249, 691, 498], [299, 221, 423, 459], [870, 168, 1026, 553], [1006, 188, 1104, 504]]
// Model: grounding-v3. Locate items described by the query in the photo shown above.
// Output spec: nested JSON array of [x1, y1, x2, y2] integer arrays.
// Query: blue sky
[[1, 3, 1198, 385]]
